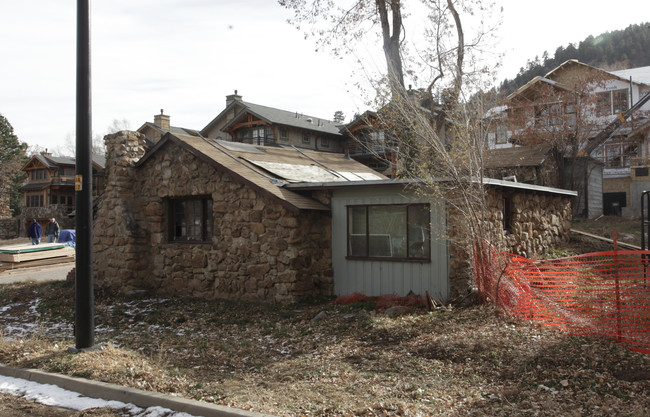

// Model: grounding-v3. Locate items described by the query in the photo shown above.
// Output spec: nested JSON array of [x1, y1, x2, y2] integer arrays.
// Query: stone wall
[[483, 187, 573, 257], [447, 186, 573, 300], [94, 131, 333, 303]]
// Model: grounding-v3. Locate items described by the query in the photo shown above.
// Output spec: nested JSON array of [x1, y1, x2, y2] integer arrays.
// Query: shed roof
[[136, 133, 386, 212], [286, 176, 577, 197], [483, 143, 554, 169]]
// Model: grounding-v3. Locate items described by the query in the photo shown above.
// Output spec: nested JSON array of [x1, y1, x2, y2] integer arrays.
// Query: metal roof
[[220, 101, 343, 136], [286, 176, 577, 196], [137, 133, 386, 212], [609, 66, 650, 86], [483, 143, 554, 169]]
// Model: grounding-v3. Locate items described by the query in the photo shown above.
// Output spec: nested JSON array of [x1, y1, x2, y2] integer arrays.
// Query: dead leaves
[[0, 283, 648, 416]]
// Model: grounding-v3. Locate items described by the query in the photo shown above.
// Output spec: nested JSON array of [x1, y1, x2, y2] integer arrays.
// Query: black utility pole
[[75, 0, 94, 349]]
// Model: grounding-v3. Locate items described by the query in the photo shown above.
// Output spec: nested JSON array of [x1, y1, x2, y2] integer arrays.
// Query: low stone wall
[[94, 131, 332, 303], [483, 188, 573, 258], [0, 218, 19, 240], [447, 186, 573, 301]]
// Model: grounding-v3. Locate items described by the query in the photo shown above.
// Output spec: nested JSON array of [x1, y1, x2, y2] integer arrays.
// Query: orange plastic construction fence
[[474, 241, 650, 354]]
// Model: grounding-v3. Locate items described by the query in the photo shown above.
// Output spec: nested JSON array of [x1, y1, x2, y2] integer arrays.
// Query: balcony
[[346, 142, 394, 157], [50, 177, 75, 186], [236, 137, 277, 146]]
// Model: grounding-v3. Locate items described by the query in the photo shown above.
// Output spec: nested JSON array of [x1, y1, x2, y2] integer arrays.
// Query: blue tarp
[[59, 229, 76, 247]]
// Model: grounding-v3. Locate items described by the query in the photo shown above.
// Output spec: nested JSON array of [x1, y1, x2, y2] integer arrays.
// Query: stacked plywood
[[0, 243, 75, 263]]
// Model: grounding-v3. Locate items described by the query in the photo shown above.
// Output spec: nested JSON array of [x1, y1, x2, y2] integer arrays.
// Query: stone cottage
[[94, 130, 576, 303]]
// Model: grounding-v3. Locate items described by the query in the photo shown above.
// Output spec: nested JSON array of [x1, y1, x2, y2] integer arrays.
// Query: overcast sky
[[0, 0, 647, 153]]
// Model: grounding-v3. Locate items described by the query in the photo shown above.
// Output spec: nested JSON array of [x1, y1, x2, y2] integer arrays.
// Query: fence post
[[613, 230, 623, 343]]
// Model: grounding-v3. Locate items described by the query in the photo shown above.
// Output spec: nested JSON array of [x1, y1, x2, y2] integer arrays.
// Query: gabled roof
[[542, 59, 650, 88], [223, 101, 343, 135], [341, 110, 379, 134], [506, 76, 573, 101], [137, 121, 198, 138], [22, 154, 105, 171], [543, 59, 603, 80], [483, 143, 554, 169], [136, 132, 386, 213], [203, 99, 343, 137], [509, 60, 650, 103]]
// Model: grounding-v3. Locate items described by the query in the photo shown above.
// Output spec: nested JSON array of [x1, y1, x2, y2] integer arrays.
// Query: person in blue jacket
[[27, 219, 42, 245]]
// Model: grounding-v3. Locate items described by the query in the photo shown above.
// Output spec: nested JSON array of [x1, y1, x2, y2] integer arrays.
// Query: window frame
[[346, 203, 431, 262], [167, 196, 214, 243], [495, 123, 508, 144], [596, 91, 612, 116], [612, 89, 629, 114]]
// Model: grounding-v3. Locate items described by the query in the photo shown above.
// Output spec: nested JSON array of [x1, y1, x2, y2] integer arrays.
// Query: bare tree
[[501, 67, 611, 216], [281, 0, 502, 291]]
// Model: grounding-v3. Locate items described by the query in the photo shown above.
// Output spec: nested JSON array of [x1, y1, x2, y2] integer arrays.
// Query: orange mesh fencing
[[474, 240, 650, 354]]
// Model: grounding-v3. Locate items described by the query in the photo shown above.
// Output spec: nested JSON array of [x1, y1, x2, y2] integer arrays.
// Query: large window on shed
[[168, 197, 213, 242], [347, 204, 431, 261]]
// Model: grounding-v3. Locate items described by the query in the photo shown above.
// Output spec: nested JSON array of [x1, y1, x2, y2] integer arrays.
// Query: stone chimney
[[153, 109, 170, 130], [41, 149, 52, 157], [226, 90, 242, 107]]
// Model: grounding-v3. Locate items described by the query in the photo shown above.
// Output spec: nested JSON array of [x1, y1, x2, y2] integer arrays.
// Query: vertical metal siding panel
[[331, 186, 449, 299]]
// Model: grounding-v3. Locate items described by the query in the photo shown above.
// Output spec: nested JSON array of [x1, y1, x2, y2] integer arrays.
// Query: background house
[[200, 92, 344, 153], [19, 151, 105, 233], [340, 111, 398, 177], [485, 59, 650, 217], [484, 143, 603, 219]]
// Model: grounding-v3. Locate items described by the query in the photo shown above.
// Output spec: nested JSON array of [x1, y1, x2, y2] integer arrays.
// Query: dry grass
[[0, 279, 647, 416], [572, 216, 642, 246]]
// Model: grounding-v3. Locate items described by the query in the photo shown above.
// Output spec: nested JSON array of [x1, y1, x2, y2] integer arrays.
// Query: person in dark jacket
[[45, 217, 60, 243], [27, 219, 42, 245]]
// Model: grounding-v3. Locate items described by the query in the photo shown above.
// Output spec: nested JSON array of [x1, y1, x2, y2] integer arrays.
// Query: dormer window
[[30, 169, 48, 180], [237, 126, 272, 146]]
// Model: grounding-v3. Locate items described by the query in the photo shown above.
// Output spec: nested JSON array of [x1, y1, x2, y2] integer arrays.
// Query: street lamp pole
[[75, 0, 94, 349]]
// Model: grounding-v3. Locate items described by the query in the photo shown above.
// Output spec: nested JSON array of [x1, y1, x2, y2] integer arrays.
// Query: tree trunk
[[376, 0, 404, 92]]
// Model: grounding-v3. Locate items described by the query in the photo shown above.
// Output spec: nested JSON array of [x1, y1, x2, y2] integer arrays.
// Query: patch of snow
[[0, 375, 198, 417]]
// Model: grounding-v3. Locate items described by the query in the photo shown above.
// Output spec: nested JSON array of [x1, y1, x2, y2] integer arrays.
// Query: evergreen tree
[[0, 114, 28, 217]]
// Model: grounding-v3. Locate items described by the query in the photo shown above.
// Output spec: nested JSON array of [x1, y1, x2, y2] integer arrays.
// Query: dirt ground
[[0, 223, 647, 416]]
